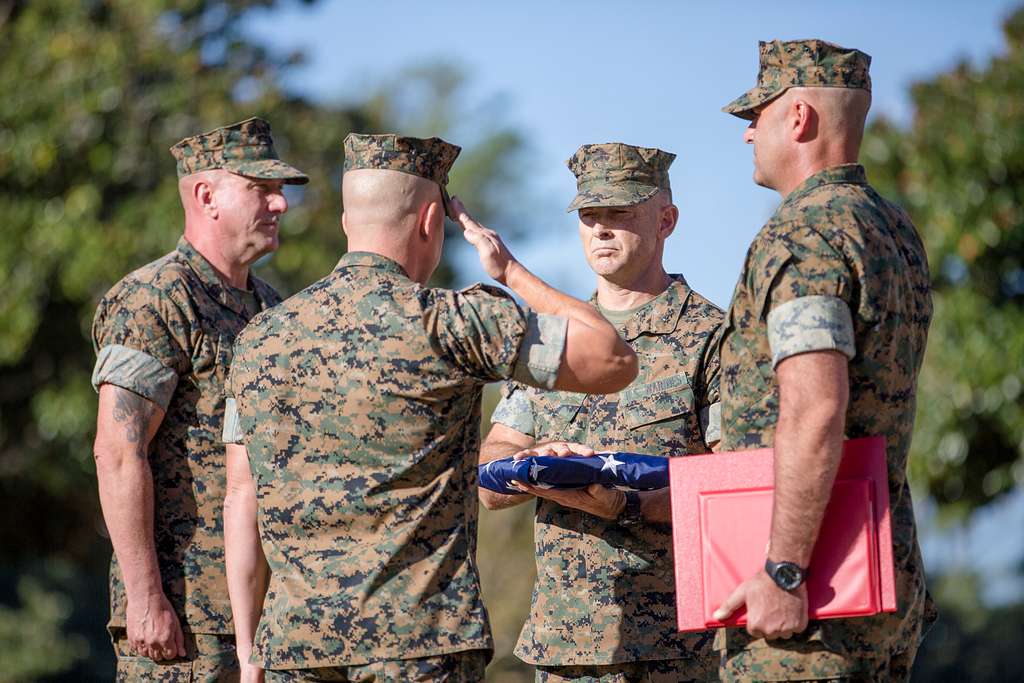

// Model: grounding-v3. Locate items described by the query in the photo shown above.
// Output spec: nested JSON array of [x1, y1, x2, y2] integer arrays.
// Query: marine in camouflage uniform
[[714, 40, 935, 682], [91, 117, 307, 680], [222, 133, 637, 682], [485, 143, 723, 683]]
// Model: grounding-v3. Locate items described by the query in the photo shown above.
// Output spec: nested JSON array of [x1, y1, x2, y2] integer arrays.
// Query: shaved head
[[340, 168, 447, 284], [745, 86, 872, 194], [784, 86, 872, 148], [342, 169, 443, 235]]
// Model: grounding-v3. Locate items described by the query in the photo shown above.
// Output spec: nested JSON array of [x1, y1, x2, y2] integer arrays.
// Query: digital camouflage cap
[[723, 39, 872, 120], [343, 133, 461, 216], [170, 117, 309, 184], [565, 142, 675, 213]]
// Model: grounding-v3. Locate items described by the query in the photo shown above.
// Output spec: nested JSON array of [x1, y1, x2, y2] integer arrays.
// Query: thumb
[[713, 582, 747, 621]]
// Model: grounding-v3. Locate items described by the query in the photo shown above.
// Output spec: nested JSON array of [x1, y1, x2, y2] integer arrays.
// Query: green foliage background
[[0, 1, 1022, 681]]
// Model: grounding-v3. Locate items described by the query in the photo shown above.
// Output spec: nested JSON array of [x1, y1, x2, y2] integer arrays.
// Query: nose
[[589, 221, 613, 240], [269, 190, 288, 214], [743, 124, 755, 145]]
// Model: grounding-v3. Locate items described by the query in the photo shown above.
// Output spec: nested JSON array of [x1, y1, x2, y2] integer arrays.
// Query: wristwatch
[[618, 491, 644, 528], [764, 558, 807, 591]]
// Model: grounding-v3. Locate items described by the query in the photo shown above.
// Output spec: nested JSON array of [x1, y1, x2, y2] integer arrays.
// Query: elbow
[[595, 345, 639, 394], [92, 437, 129, 472]]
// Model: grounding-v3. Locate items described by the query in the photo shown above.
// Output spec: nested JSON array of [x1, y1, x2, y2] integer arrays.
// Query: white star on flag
[[529, 461, 548, 481], [599, 453, 623, 474]]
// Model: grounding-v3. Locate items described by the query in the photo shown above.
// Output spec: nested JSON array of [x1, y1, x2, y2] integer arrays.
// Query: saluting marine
[[222, 133, 638, 682]]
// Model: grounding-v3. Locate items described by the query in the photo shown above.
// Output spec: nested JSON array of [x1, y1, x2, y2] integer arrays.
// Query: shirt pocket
[[529, 393, 586, 442], [620, 372, 695, 431]]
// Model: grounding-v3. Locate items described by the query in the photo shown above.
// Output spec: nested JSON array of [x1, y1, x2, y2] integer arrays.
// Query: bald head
[[784, 86, 872, 148], [746, 85, 872, 195], [342, 168, 444, 236], [340, 168, 447, 284]]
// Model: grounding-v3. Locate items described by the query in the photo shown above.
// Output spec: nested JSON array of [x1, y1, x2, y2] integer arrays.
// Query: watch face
[[775, 563, 803, 590]]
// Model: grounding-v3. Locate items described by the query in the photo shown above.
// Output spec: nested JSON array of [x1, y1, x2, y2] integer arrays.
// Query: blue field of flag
[[478, 452, 669, 494]]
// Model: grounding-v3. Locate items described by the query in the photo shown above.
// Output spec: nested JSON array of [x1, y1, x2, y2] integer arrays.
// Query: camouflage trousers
[[535, 654, 719, 683], [263, 649, 489, 683], [112, 630, 238, 682], [718, 639, 917, 682]]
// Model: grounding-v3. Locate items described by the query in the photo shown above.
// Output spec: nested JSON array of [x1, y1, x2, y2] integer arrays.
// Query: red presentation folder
[[669, 436, 897, 632]]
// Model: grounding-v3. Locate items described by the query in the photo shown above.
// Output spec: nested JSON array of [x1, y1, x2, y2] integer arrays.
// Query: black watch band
[[764, 558, 807, 591], [618, 491, 644, 527]]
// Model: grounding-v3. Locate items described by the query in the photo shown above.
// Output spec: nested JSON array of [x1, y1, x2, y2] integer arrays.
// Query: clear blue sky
[[247, 0, 1024, 603]]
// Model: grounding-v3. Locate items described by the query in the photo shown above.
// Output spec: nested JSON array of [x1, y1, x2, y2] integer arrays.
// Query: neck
[[183, 226, 250, 289], [595, 266, 671, 311], [777, 147, 859, 197], [345, 234, 422, 283]]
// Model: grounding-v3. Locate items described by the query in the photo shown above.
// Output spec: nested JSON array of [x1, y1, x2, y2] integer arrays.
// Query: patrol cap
[[343, 133, 461, 217], [565, 142, 675, 213], [169, 117, 309, 184], [723, 39, 872, 120]]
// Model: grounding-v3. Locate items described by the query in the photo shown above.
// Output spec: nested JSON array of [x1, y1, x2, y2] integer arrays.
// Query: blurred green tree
[[862, 6, 1024, 518], [0, 0, 526, 678]]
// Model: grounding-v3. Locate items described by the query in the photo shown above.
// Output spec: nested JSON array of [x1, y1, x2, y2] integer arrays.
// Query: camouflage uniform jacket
[[91, 236, 281, 635], [224, 252, 567, 669], [718, 164, 936, 664], [492, 276, 723, 665]]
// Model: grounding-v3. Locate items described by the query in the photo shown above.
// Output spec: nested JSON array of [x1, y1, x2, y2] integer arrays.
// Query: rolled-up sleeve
[[491, 383, 537, 437], [91, 344, 179, 410], [767, 295, 855, 368], [511, 311, 567, 391], [222, 397, 243, 444]]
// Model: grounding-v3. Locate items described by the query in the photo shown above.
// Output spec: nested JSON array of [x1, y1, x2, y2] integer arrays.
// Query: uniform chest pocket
[[530, 395, 586, 440], [620, 373, 695, 430]]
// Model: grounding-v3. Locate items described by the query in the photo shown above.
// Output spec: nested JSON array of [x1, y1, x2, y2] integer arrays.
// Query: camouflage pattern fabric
[[565, 143, 675, 212], [112, 631, 238, 682], [717, 164, 936, 680], [723, 40, 872, 120], [263, 650, 489, 683], [343, 133, 460, 190], [92, 236, 282, 637], [225, 251, 567, 668], [535, 649, 719, 683], [170, 116, 309, 183], [492, 277, 722, 669]]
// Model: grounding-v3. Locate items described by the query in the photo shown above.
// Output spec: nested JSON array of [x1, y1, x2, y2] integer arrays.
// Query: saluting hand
[[450, 196, 517, 284]]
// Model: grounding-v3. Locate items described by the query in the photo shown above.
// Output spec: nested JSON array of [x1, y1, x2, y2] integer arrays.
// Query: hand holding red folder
[[712, 562, 809, 640], [669, 436, 896, 634]]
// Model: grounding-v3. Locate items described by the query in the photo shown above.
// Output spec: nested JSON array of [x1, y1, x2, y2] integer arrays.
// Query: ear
[[790, 99, 817, 143], [193, 179, 218, 219], [340, 210, 349, 238], [658, 203, 679, 240], [418, 197, 444, 243]]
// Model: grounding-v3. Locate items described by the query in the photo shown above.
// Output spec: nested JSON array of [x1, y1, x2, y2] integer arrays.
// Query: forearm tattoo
[[111, 388, 156, 451]]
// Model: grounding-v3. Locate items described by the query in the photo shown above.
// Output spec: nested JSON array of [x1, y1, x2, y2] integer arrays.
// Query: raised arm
[[453, 197, 637, 394], [93, 384, 185, 662], [224, 442, 268, 682]]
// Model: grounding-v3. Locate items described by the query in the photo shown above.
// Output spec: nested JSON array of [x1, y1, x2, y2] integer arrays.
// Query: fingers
[[713, 582, 746, 622], [174, 620, 186, 657], [564, 442, 596, 456], [513, 441, 595, 459]]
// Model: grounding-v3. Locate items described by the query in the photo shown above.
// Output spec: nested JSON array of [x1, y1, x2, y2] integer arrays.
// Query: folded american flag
[[478, 452, 669, 494]]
